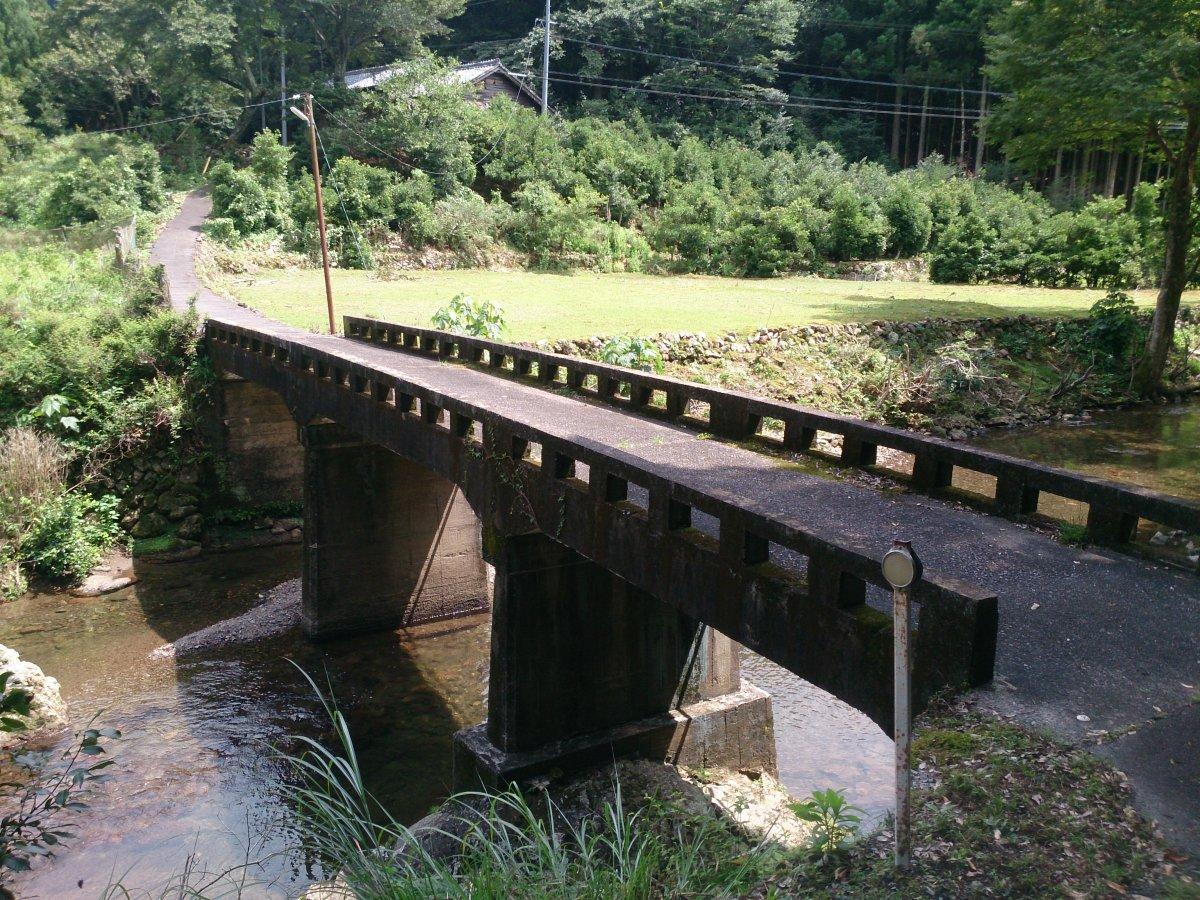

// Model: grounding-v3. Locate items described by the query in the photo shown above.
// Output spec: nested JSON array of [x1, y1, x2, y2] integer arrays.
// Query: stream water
[[0, 546, 891, 897], [4, 401, 1194, 897], [971, 401, 1200, 504]]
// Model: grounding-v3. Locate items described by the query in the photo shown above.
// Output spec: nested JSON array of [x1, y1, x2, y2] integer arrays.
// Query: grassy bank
[[208, 259, 1196, 341], [0, 233, 199, 597], [259, 694, 1188, 899]]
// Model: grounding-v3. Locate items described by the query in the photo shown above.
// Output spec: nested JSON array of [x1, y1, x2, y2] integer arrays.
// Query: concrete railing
[[207, 317, 999, 720], [344, 316, 1200, 547]]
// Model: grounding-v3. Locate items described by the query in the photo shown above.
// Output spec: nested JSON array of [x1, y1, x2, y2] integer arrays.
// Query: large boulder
[[0, 644, 68, 749]]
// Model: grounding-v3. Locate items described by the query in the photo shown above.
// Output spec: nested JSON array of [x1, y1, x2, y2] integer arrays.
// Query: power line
[[549, 74, 979, 121], [91, 97, 283, 134], [554, 69, 976, 116], [800, 15, 981, 37], [560, 36, 1004, 98], [314, 125, 370, 267], [312, 97, 517, 177]]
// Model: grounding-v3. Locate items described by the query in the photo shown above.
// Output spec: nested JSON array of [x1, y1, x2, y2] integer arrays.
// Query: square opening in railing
[[684, 399, 711, 425], [951, 469, 997, 503], [623, 480, 649, 513], [1035, 492, 1087, 527], [876, 448, 915, 477], [759, 416, 785, 442], [811, 431, 841, 457], [582, 374, 600, 394], [689, 507, 720, 541]]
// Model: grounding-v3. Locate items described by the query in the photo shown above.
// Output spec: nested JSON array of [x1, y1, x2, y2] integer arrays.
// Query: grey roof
[[342, 58, 543, 108]]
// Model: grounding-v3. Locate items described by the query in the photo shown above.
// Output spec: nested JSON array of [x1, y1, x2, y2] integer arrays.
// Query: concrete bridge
[[154, 194, 1200, 851]]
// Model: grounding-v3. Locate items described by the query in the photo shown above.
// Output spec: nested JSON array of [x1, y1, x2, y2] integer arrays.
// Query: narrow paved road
[[154, 192, 1200, 862]]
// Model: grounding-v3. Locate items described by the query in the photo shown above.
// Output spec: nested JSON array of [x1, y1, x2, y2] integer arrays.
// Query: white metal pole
[[894, 580, 912, 869], [541, 0, 551, 115]]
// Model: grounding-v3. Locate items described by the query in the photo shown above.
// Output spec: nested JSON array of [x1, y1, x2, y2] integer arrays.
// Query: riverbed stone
[[71, 573, 137, 597], [166, 504, 198, 522], [0, 644, 68, 748]]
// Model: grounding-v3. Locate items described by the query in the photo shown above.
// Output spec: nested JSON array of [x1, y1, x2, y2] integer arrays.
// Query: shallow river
[[6, 401, 1194, 896], [971, 401, 1200, 503], [0, 546, 890, 897]]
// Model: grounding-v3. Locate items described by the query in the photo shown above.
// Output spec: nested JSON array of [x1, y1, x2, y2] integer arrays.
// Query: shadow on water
[[0, 545, 488, 897]]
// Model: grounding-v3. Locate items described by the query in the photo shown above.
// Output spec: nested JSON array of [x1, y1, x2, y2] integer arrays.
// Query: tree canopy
[[987, 0, 1200, 392]]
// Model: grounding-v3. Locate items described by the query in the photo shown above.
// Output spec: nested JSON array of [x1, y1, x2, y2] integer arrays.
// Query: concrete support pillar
[[301, 423, 488, 639], [454, 531, 775, 787]]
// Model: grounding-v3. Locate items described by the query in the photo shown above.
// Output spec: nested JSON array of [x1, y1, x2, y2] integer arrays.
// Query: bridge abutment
[[454, 530, 775, 789], [300, 423, 489, 638]]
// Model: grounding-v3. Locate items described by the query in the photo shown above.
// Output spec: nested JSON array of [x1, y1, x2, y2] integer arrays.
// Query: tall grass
[[281, 668, 773, 899], [0, 427, 64, 525]]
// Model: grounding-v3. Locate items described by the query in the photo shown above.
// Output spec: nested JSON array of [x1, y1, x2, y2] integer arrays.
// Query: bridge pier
[[300, 423, 489, 638], [453, 530, 776, 789]]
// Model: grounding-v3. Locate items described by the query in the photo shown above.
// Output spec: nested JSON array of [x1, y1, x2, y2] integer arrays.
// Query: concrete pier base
[[455, 529, 776, 789], [453, 684, 776, 790]]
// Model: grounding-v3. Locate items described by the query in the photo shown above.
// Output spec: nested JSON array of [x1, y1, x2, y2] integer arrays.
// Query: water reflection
[[972, 402, 1200, 504], [0, 547, 487, 897]]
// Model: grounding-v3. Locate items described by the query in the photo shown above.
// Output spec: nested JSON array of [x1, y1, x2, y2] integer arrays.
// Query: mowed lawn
[[226, 267, 1196, 341]]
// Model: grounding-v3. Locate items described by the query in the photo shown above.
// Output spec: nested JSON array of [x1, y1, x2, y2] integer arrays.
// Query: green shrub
[[0, 133, 165, 229], [325, 157, 396, 224], [430, 294, 505, 338], [431, 191, 502, 261], [208, 130, 292, 237], [929, 210, 997, 283], [593, 221, 651, 273], [720, 202, 815, 276], [824, 184, 888, 261], [1079, 291, 1144, 365], [384, 172, 438, 245], [598, 335, 663, 373], [790, 788, 863, 859], [19, 491, 119, 583], [0, 239, 200, 594], [508, 180, 601, 264], [883, 180, 933, 257], [650, 182, 728, 271]]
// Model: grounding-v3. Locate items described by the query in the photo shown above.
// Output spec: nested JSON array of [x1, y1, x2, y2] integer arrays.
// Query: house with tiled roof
[[342, 59, 544, 111]]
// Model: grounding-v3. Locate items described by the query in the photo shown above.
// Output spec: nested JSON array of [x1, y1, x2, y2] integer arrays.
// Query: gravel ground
[[151, 578, 300, 659]]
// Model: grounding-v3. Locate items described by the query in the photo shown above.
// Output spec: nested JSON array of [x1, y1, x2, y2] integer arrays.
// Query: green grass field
[[223, 267, 1197, 341]]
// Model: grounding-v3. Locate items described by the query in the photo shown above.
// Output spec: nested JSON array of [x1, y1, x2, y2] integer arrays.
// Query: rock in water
[[0, 644, 68, 748]]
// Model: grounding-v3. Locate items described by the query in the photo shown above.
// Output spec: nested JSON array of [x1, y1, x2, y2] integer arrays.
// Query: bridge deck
[[155, 192, 1200, 855]]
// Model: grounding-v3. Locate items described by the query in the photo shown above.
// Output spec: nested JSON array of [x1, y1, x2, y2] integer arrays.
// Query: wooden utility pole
[[973, 74, 988, 173], [958, 86, 967, 167], [916, 85, 929, 163], [541, 0, 551, 114], [302, 93, 336, 334], [280, 27, 288, 146]]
